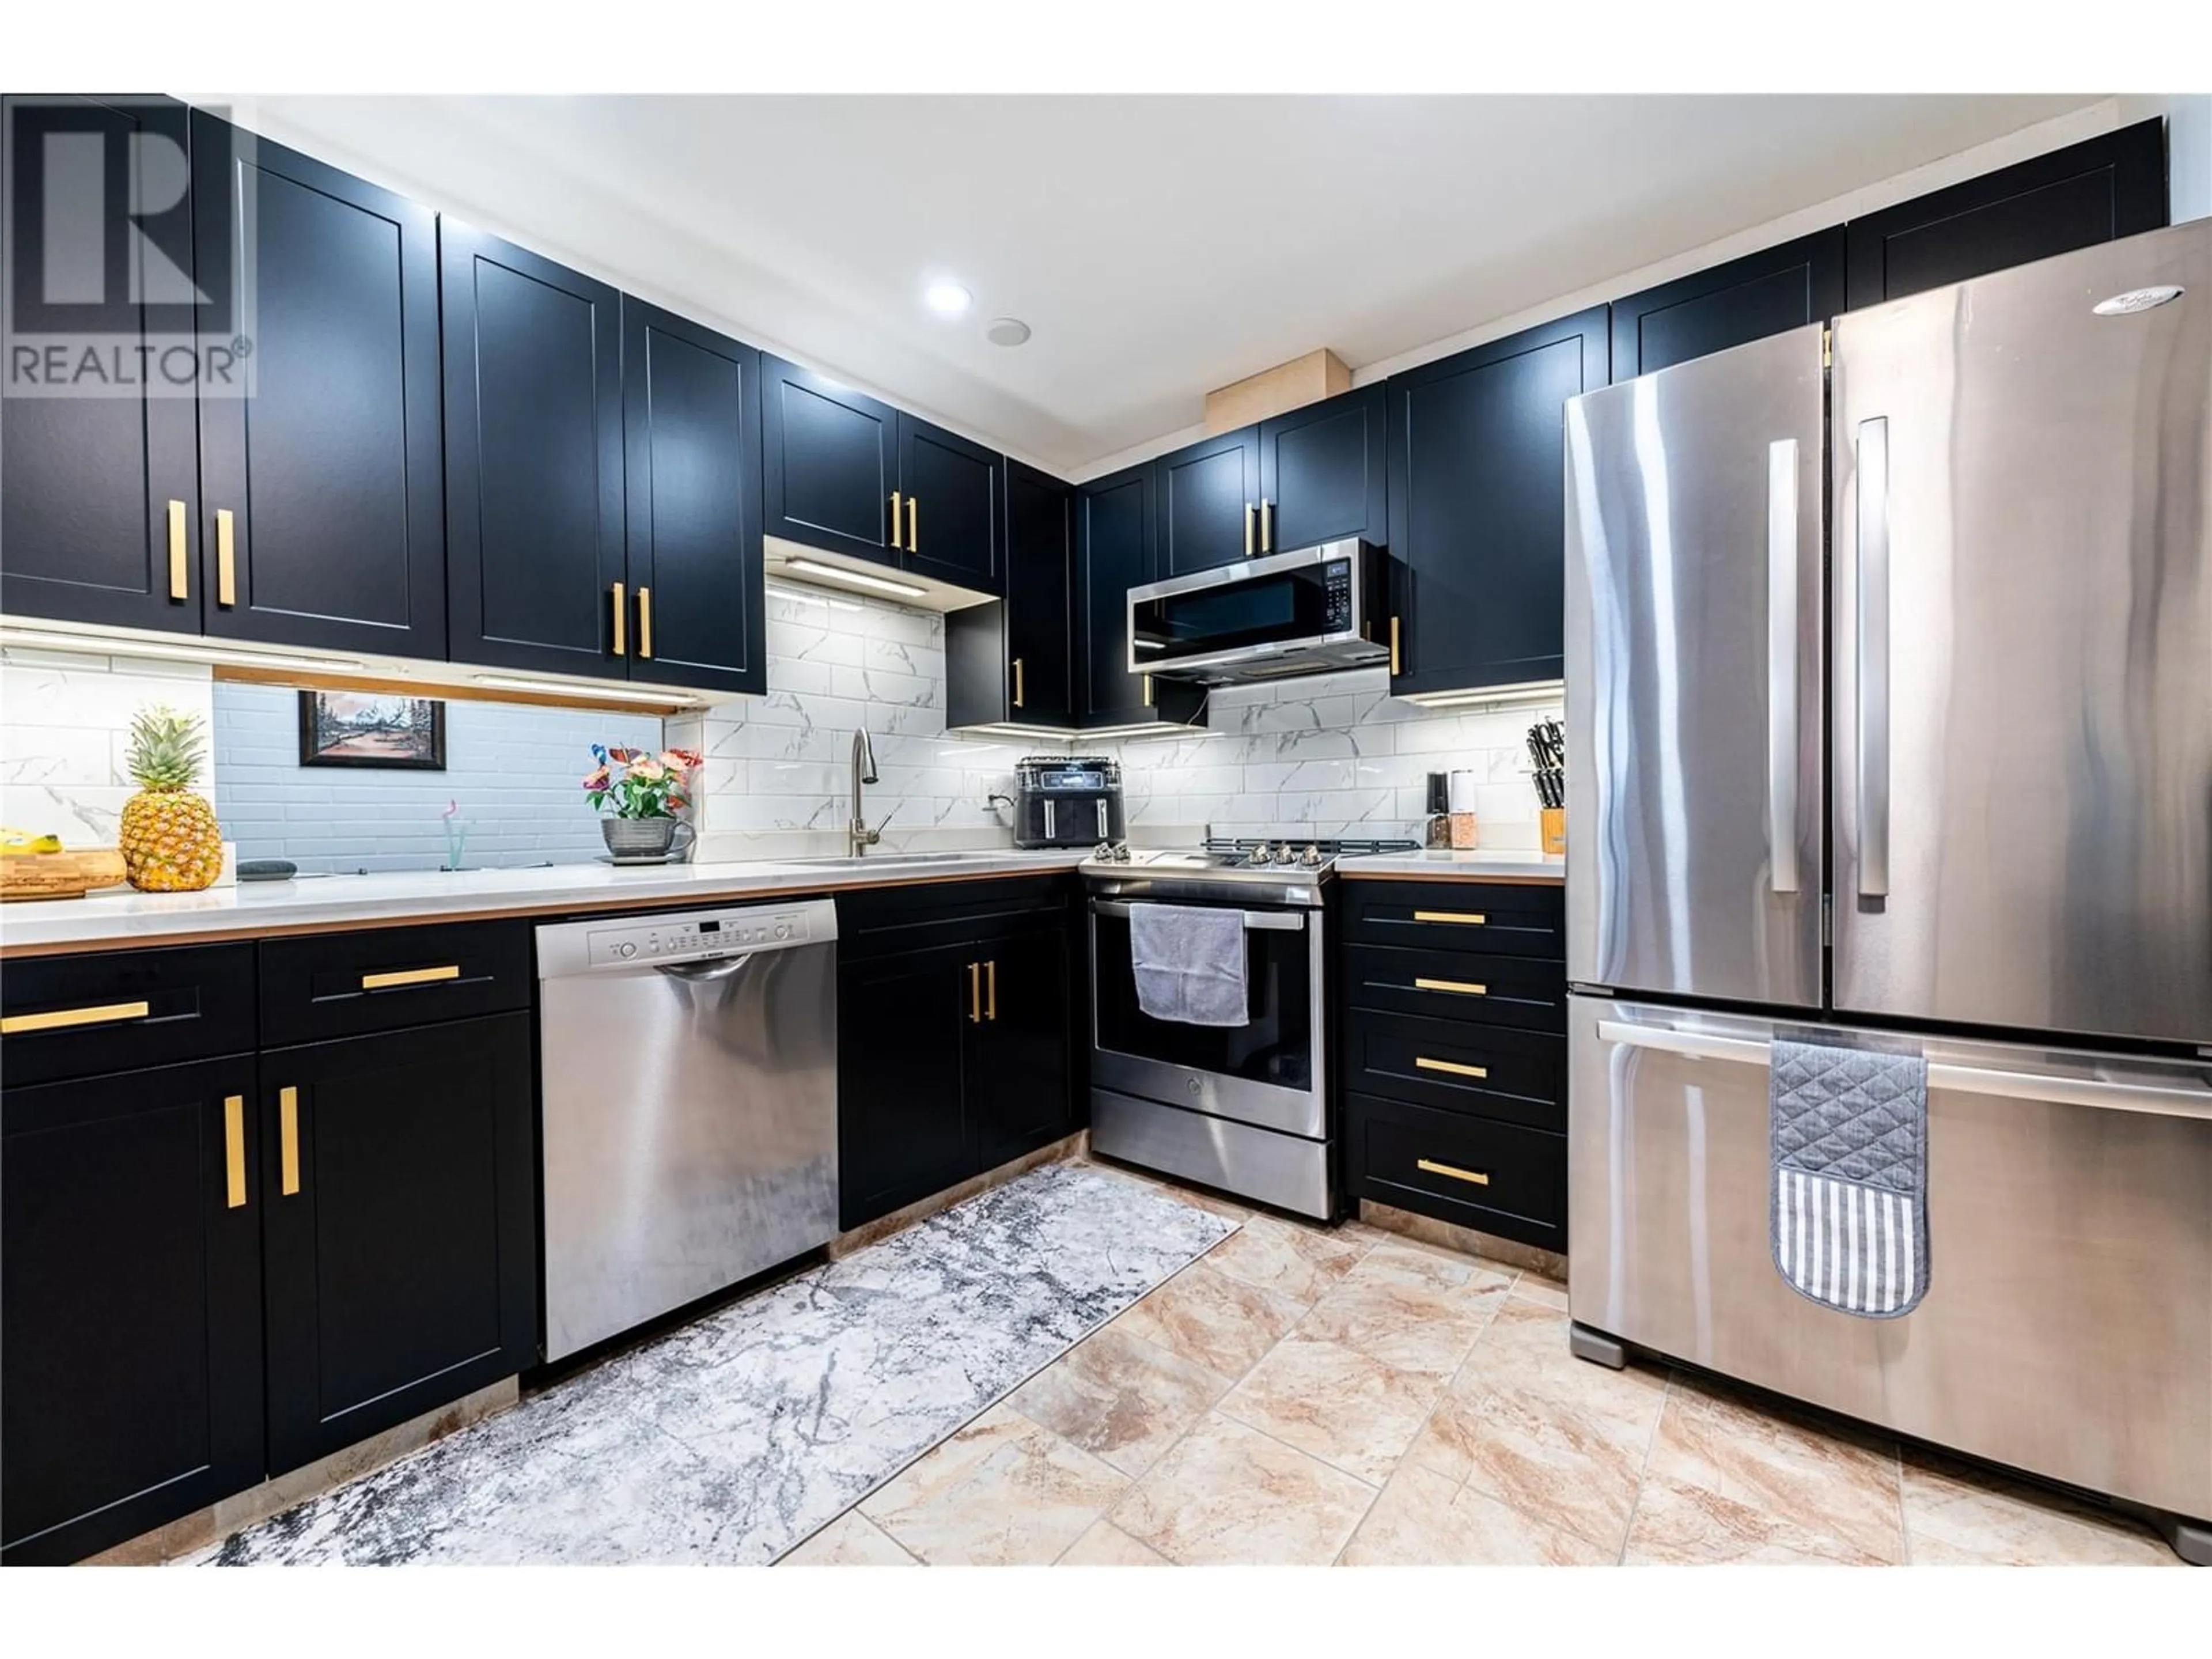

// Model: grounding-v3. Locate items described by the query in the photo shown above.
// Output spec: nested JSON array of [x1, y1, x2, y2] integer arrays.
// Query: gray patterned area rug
[[197, 1161, 1235, 1565]]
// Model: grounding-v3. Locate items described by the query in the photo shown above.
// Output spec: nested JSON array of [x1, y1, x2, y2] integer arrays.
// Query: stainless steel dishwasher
[[535, 899, 838, 1361]]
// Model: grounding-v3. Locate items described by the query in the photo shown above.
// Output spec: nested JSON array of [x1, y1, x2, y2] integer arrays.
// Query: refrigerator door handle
[[1856, 416, 1891, 899], [1766, 438, 1800, 895], [1594, 1020, 2212, 1121]]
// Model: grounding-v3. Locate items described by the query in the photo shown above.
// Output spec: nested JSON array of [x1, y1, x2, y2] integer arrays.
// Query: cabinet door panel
[[761, 355, 899, 566], [968, 927, 1073, 1172], [1077, 463, 1158, 725], [1387, 308, 1606, 696], [2, 1056, 263, 1565], [1610, 226, 1845, 381], [1845, 119, 2167, 309], [194, 115, 445, 657], [838, 946, 971, 1230], [623, 299, 765, 694], [1, 96, 202, 633], [1157, 427, 1260, 575], [1004, 460, 1073, 725], [260, 1014, 536, 1474], [1258, 386, 1387, 552], [897, 414, 1002, 593], [442, 225, 624, 676]]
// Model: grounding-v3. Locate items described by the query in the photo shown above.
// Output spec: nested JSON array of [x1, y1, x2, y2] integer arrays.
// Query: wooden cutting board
[[0, 850, 129, 902]]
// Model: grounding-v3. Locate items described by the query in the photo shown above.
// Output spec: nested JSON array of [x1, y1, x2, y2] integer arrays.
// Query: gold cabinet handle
[[890, 491, 904, 551], [1244, 502, 1256, 558], [279, 1085, 301, 1196], [968, 961, 982, 1024], [1415, 1056, 1490, 1080], [1415, 976, 1488, 997], [1, 999, 150, 1036], [1260, 498, 1273, 553], [1142, 673, 1154, 707], [637, 586, 653, 660], [1011, 657, 1025, 709], [1414, 910, 1487, 926], [611, 581, 627, 656], [1418, 1157, 1491, 1187], [361, 964, 461, 991], [907, 495, 918, 554], [1389, 614, 1402, 675], [986, 959, 998, 1022], [215, 507, 237, 607], [224, 1094, 248, 1209], [168, 499, 190, 600]]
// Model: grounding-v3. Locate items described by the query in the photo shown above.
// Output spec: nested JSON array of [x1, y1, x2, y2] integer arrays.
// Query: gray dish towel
[[1769, 1037, 1930, 1317], [1128, 903, 1249, 1028]]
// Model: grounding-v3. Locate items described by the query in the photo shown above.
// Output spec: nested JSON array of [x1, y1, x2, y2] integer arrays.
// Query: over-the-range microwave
[[1126, 540, 1389, 687]]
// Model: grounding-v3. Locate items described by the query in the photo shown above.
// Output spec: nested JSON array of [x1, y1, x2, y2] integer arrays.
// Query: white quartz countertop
[[1334, 849, 1566, 883], [0, 850, 1091, 955]]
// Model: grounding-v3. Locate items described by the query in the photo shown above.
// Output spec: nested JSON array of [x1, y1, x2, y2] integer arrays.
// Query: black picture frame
[[297, 690, 447, 770]]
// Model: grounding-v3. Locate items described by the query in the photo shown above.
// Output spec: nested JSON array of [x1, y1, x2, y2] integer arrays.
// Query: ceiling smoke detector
[[985, 317, 1032, 347]]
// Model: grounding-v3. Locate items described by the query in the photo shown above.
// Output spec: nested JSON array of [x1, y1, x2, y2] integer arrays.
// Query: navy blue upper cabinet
[[441, 225, 626, 678], [1257, 384, 1388, 552], [1, 96, 203, 634], [622, 299, 765, 696], [1077, 463, 1161, 725], [1157, 426, 1262, 575], [896, 414, 1002, 593], [760, 355, 900, 567], [1385, 307, 1608, 698], [194, 115, 447, 659], [1845, 119, 2167, 309], [1610, 227, 1846, 382]]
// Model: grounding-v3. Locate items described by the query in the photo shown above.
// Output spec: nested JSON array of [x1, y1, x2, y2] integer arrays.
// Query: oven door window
[[1092, 902, 1311, 1089], [1131, 562, 1347, 667]]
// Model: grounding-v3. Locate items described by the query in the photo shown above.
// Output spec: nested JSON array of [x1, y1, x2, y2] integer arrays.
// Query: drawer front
[[1344, 942, 1566, 1035], [260, 921, 533, 1046], [0, 944, 256, 1086], [1341, 1009, 1564, 1131], [1347, 1092, 1565, 1251], [836, 873, 1074, 962], [1342, 880, 1565, 960]]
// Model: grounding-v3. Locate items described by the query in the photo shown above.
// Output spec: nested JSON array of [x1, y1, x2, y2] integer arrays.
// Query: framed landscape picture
[[298, 690, 447, 770]]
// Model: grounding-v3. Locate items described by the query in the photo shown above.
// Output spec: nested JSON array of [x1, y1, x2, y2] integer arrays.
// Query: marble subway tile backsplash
[[0, 649, 218, 844]]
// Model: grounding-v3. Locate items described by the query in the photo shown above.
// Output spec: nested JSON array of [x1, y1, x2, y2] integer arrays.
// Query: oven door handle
[[1091, 898, 1305, 933]]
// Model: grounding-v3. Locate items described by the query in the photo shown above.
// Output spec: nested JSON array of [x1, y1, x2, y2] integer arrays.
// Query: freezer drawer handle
[[1855, 417, 1891, 899], [1593, 1020, 2212, 1122], [1767, 437, 1800, 896]]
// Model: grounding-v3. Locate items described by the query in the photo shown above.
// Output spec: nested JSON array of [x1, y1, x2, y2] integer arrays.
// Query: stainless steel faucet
[[849, 728, 882, 856]]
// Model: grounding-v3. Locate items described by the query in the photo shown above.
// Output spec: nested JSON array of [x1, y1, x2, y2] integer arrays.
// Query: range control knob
[[1300, 843, 1324, 868], [1247, 842, 1273, 866]]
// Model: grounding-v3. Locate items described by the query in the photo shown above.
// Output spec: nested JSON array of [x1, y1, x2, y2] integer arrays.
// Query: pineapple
[[120, 706, 224, 892]]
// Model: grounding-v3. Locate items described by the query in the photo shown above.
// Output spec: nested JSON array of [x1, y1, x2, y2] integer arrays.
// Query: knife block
[[1540, 807, 1566, 855]]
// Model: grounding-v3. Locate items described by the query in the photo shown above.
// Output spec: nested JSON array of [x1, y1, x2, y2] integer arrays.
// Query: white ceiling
[[245, 94, 2103, 474]]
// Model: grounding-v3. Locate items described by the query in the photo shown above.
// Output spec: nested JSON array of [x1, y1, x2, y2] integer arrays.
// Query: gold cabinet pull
[[637, 586, 653, 660], [1142, 673, 1154, 707], [1, 999, 150, 1036], [968, 961, 982, 1024], [1414, 910, 1487, 926], [611, 581, 627, 656], [907, 495, 918, 553], [1415, 976, 1488, 997], [1260, 498, 1273, 553], [361, 964, 461, 991], [224, 1095, 248, 1209], [985, 959, 998, 1022], [1389, 614, 1402, 675], [890, 491, 904, 551], [215, 507, 237, 607], [1244, 502, 1256, 558], [1418, 1158, 1491, 1187], [279, 1086, 301, 1196], [1416, 1056, 1490, 1080], [1011, 657, 1025, 709], [167, 499, 190, 599]]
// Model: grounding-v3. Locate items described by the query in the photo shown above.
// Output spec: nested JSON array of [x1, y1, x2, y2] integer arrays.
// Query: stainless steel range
[[1081, 836, 1414, 1218]]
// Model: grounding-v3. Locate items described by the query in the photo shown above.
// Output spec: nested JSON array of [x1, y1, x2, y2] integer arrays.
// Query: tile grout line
[[1613, 1369, 1675, 1566]]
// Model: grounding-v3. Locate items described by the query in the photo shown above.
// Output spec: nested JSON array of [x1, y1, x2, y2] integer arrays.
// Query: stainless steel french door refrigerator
[[1562, 221, 2212, 1555]]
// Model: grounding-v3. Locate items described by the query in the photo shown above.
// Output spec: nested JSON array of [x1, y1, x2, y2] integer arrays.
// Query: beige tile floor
[[782, 1161, 2183, 1568]]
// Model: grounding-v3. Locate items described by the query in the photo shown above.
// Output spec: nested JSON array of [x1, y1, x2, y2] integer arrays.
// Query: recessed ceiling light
[[924, 281, 972, 316], [985, 317, 1032, 347]]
